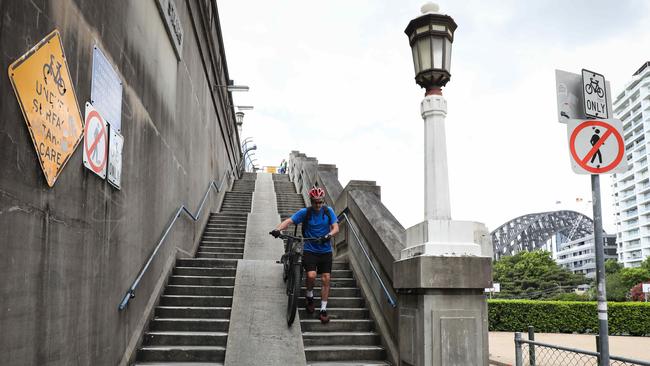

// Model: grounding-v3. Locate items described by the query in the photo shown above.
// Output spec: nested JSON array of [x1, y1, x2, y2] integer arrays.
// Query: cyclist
[[271, 186, 339, 324]]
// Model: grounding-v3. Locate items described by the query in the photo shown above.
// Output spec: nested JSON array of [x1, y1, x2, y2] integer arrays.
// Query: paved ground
[[489, 332, 650, 365]]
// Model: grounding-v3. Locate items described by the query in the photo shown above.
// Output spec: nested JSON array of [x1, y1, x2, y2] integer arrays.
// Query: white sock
[[306, 290, 314, 298], [320, 301, 327, 311]]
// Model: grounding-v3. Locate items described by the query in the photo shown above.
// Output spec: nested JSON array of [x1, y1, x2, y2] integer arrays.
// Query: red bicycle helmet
[[308, 186, 325, 200]]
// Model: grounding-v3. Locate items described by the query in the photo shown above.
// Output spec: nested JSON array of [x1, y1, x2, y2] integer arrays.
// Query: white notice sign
[[643, 283, 650, 293], [108, 126, 124, 189], [582, 69, 609, 119]]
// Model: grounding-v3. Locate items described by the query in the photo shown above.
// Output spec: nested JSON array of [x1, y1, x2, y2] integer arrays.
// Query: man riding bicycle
[[271, 186, 339, 324]]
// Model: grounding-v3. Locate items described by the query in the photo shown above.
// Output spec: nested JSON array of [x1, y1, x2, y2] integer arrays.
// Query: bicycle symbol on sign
[[584, 77, 604, 98], [42, 54, 66, 96]]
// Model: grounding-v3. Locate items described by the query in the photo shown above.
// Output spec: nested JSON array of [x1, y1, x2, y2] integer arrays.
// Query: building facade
[[612, 61, 650, 267], [0, 1, 242, 364], [554, 234, 617, 278]]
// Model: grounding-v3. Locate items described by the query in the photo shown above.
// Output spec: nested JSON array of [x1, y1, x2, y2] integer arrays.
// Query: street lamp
[[405, 2, 457, 94], [401, 2, 487, 259], [392, 6, 492, 366], [236, 112, 245, 136]]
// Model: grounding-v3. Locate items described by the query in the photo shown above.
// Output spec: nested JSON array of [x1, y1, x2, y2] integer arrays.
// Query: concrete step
[[150, 318, 230, 332], [202, 231, 246, 238], [299, 297, 364, 308], [176, 258, 238, 268], [196, 252, 244, 260], [165, 285, 234, 296], [169, 276, 236, 286], [173, 267, 236, 277], [155, 306, 231, 319], [302, 332, 381, 346], [209, 212, 249, 217], [301, 319, 374, 332], [160, 295, 233, 307], [197, 246, 244, 254], [311, 278, 358, 287], [332, 262, 350, 270], [299, 308, 369, 320], [143, 331, 228, 346], [198, 242, 245, 249], [137, 345, 225, 362], [304, 346, 386, 362], [306, 361, 390, 365], [201, 235, 245, 242], [134, 362, 223, 366], [300, 287, 360, 297]]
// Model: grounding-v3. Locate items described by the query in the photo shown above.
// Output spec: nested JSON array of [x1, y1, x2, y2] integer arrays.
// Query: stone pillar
[[394, 91, 493, 365], [422, 94, 451, 221], [394, 256, 491, 366]]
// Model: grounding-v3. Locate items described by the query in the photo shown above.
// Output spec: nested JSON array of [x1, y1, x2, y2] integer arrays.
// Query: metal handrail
[[118, 171, 231, 311], [338, 210, 397, 308]]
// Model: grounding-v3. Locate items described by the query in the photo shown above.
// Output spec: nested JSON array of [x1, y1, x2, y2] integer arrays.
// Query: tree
[[493, 250, 587, 299], [604, 266, 650, 301], [641, 256, 650, 272], [605, 259, 623, 274]]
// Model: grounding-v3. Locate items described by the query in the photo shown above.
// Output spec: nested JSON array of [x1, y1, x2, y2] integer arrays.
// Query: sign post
[[561, 69, 621, 366], [556, 69, 616, 366]]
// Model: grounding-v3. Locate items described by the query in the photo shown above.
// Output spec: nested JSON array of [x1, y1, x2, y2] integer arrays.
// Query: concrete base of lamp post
[[402, 219, 492, 258], [394, 254, 492, 366]]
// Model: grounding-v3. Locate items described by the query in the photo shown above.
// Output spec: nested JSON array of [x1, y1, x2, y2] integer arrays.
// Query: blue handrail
[[337, 210, 397, 308], [118, 172, 231, 311]]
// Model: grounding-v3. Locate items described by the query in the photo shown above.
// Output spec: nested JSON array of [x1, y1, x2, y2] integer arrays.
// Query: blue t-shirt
[[291, 206, 338, 254]]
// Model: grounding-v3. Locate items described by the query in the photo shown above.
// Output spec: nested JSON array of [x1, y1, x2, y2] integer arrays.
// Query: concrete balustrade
[[288, 150, 493, 366]]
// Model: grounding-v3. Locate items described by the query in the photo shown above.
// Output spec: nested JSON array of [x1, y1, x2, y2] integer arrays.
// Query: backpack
[[300, 206, 334, 238]]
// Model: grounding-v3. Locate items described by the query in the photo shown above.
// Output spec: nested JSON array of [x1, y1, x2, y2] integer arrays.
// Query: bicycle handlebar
[[271, 232, 321, 242]]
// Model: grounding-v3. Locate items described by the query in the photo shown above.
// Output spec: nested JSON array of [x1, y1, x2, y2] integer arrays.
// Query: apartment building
[[612, 61, 650, 267]]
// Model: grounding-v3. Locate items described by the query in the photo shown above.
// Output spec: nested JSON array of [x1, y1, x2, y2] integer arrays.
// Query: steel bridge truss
[[490, 210, 594, 260]]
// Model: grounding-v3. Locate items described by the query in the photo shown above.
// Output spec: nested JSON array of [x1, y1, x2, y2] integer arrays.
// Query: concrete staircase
[[272, 174, 390, 365], [300, 261, 389, 365], [133, 174, 256, 365], [272, 173, 305, 234]]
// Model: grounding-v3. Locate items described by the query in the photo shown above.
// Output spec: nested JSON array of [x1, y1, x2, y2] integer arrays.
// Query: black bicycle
[[271, 232, 320, 326]]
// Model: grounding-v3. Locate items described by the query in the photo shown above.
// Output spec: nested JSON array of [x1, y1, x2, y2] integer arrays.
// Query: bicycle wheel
[[585, 84, 593, 95], [286, 263, 302, 326]]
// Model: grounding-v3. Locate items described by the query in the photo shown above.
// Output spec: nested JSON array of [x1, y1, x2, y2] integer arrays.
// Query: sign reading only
[[582, 69, 609, 119]]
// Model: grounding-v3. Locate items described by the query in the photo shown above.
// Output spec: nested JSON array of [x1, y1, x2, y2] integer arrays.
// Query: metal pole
[[514, 332, 523, 366], [528, 326, 536, 366], [596, 335, 601, 364], [591, 174, 609, 366]]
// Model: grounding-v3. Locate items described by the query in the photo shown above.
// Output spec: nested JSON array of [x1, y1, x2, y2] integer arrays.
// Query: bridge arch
[[490, 210, 594, 260]]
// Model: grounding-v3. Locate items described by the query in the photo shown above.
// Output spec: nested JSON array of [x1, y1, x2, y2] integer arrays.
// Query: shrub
[[488, 300, 650, 336]]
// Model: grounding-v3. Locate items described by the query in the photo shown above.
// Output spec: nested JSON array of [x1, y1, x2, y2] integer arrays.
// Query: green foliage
[[547, 292, 590, 301], [603, 267, 650, 301], [488, 300, 650, 336], [493, 251, 587, 299], [605, 259, 622, 274], [641, 257, 650, 272]]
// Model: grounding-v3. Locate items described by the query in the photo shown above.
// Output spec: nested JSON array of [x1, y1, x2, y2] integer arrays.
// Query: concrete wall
[[0, 0, 241, 364]]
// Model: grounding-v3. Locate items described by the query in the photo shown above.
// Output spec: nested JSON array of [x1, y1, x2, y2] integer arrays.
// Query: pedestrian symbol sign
[[83, 103, 108, 179], [567, 119, 626, 174]]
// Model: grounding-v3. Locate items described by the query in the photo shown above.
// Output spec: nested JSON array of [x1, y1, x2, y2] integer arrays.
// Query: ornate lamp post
[[235, 111, 244, 136], [392, 4, 492, 365]]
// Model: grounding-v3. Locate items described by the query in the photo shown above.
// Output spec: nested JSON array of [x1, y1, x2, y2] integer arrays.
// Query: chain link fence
[[515, 329, 650, 366]]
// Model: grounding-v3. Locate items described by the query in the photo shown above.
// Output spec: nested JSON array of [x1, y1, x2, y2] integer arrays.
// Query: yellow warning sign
[[8, 29, 83, 187]]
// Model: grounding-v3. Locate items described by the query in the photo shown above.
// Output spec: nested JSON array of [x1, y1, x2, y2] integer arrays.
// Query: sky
[[218, 0, 650, 234]]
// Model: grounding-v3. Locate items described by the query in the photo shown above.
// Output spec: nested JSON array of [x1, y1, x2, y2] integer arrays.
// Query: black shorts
[[302, 251, 333, 274]]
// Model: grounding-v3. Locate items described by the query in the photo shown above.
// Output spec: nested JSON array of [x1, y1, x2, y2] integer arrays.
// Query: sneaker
[[319, 310, 330, 324], [306, 297, 315, 314]]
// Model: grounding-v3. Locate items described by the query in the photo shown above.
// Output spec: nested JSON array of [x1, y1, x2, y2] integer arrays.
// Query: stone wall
[[0, 0, 241, 364]]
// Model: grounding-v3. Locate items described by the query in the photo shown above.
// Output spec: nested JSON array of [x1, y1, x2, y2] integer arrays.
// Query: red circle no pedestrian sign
[[568, 119, 625, 174], [83, 103, 108, 178]]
